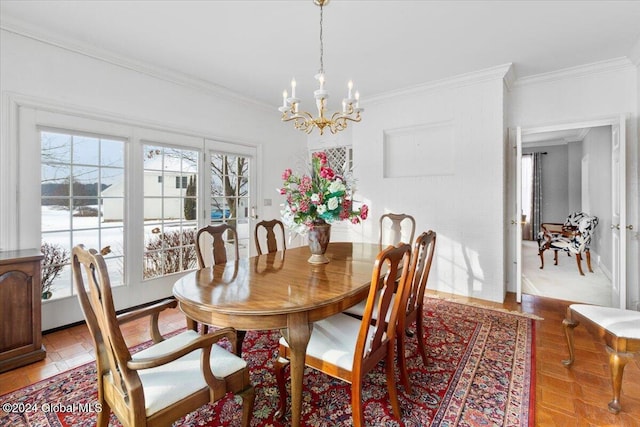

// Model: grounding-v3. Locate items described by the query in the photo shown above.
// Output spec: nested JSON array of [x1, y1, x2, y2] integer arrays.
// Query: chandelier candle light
[[278, 0, 363, 135]]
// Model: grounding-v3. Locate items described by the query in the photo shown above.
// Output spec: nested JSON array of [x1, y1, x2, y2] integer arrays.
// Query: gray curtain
[[531, 152, 543, 238]]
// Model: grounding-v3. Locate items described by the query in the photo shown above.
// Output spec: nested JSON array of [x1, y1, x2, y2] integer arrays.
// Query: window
[[311, 146, 353, 174], [143, 145, 199, 279], [40, 130, 125, 300], [175, 176, 188, 189]]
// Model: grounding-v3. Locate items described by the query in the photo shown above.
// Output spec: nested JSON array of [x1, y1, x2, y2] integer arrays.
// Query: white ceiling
[[2, 0, 640, 110]]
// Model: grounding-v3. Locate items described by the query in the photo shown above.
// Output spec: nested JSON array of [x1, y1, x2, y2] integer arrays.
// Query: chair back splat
[[72, 244, 254, 427], [379, 213, 416, 247], [195, 224, 239, 268], [254, 219, 286, 255], [275, 243, 412, 426]]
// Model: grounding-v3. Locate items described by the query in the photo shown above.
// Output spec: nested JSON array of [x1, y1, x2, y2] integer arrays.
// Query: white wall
[[507, 61, 639, 309], [0, 30, 306, 329], [353, 73, 507, 303]]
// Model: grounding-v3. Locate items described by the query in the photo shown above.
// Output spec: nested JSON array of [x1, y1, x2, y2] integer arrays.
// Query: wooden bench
[[562, 304, 640, 414]]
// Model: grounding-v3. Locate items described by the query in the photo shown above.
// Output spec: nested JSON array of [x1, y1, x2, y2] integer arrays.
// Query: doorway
[[514, 115, 627, 309], [519, 126, 612, 305]]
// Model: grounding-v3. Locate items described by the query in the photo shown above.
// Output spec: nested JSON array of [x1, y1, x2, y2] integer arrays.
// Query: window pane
[[144, 146, 164, 171], [143, 144, 199, 280], [102, 167, 123, 188], [42, 132, 71, 163], [72, 201, 100, 230], [41, 130, 125, 301], [101, 139, 124, 168], [73, 135, 100, 166], [42, 199, 71, 232], [100, 226, 124, 257]]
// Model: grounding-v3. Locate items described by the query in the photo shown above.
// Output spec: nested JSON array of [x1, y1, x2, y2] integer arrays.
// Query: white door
[[611, 116, 626, 309], [204, 140, 258, 258], [515, 127, 523, 303]]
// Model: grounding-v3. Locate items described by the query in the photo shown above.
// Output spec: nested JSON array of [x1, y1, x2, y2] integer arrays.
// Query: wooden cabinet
[[0, 249, 46, 372]]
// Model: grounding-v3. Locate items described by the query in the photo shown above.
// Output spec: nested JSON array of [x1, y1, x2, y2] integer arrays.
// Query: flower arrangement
[[280, 151, 368, 234]]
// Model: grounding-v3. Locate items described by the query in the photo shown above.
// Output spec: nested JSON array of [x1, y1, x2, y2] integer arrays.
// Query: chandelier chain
[[319, 3, 324, 74]]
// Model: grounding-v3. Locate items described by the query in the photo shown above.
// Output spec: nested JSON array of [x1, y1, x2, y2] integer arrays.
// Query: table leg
[[285, 312, 311, 427]]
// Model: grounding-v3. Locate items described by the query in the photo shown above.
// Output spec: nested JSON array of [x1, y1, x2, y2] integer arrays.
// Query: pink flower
[[351, 217, 361, 224], [319, 166, 335, 180], [299, 175, 312, 193], [279, 188, 286, 195], [360, 204, 369, 220], [298, 199, 310, 213], [282, 168, 292, 180], [313, 152, 327, 165]]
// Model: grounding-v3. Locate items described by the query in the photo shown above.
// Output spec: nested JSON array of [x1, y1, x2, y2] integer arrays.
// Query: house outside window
[[142, 145, 199, 279]]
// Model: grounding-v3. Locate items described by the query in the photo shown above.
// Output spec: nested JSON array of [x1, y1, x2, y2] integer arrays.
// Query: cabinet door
[[0, 270, 35, 352]]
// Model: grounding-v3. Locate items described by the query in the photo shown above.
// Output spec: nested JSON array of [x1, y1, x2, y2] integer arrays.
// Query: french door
[[203, 140, 257, 258]]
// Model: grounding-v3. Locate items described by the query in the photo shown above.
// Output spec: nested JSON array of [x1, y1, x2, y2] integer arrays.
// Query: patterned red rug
[[1, 297, 535, 426]]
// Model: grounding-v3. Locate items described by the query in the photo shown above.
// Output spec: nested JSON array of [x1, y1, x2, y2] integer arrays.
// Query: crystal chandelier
[[278, 0, 363, 135]]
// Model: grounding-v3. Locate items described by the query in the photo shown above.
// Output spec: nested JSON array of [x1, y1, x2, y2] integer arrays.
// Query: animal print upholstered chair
[[538, 214, 599, 275]]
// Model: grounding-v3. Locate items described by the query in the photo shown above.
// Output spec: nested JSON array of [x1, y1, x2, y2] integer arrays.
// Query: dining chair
[[274, 243, 412, 426], [254, 219, 286, 255], [395, 230, 436, 393], [195, 224, 239, 268], [71, 244, 255, 427], [343, 231, 437, 393], [379, 212, 416, 247], [195, 224, 245, 351]]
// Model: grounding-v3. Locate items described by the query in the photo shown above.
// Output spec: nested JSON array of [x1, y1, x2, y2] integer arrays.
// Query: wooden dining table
[[173, 241, 381, 427]]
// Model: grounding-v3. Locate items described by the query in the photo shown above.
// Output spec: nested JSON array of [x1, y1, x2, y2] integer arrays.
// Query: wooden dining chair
[[71, 244, 255, 427], [195, 224, 239, 268], [343, 231, 437, 393], [395, 230, 436, 393], [274, 243, 412, 426], [195, 224, 245, 351], [379, 212, 416, 247], [254, 219, 286, 255]]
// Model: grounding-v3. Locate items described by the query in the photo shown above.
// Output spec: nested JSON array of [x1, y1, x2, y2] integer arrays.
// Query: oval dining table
[[173, 242, 381, 427]]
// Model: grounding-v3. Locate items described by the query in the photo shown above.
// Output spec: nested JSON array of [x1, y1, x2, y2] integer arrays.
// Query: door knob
[[611, 224, 620, 230], [627, 224, 634, 230]]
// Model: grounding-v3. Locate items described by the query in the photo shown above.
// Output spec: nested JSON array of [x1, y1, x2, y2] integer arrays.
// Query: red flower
[[282, 168, 292, 180]]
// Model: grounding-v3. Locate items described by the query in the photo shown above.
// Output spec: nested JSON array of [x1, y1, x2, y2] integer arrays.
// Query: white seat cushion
[[123, 330, 247, 416], [280, 313, 371, 373], [343, 290, 395, 323], [571, 304, 640, 339]]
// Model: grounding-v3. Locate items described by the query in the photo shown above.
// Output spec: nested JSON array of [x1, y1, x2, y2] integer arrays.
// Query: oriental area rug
[[1, 297, 536, 427]]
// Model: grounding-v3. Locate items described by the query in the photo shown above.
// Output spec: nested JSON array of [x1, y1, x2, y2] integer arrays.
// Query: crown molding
[[366, 63, 513, 105], [513, 57, 634, 88], [0, 17, 273, 112]]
